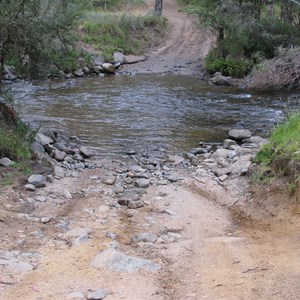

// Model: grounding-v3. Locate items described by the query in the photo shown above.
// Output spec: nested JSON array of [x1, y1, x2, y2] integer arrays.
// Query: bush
[[255, 113, 300, 186], [205, 53, 252, 78]]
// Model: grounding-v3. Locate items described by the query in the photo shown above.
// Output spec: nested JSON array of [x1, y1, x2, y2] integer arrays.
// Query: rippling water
[[11, 74, 300, 157]]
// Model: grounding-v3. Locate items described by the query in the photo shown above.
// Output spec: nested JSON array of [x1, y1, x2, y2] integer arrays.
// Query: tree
[[155, 0, 163, 16]]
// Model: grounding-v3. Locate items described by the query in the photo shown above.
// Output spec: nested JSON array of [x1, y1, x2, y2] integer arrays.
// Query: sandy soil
[[1, 1, 300, 299]]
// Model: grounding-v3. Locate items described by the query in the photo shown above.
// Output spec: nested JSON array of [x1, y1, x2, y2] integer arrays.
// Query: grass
[[254, 112, 300, 189], [80, 12, 167, 61]]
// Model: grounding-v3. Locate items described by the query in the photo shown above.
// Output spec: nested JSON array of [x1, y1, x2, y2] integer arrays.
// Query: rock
[[64, 190, 72, 199], [74, 69, 84, 77], [92, 55, 105, 66], [223, 139, 237, 149], [80, 147, 95, 158], [0, 157, 14, 167], [87, 289, 109, 300], [28, 174, 46, 188], [102, 63, 115, 74], [190, 147, 206, 155], [217, 157, 228, 168], [211, 72, 232, 86], [63, 228, 90, 246], [8, 262, 33, 273], [35, 196, 47, 202], [219, 175, 228, 182], [128, 200, 144, 209], [124, 55, 147, 64], [53, 142, 67, 152], [40, 128, 57, 142], [53, 149, 66, 161], [212, 149, 232, 160], [41, 217, 51, 224], [35, 132, 53, 146], [83, 66, 90, 74], [132, 233, 158, 243], [114, 51, 125, 64], [114, 186, 124, 194], [3, 66, 17, 80], [25, 184, 36, 191], [102, 175, 116, 185], [229, 129, 252, 141], [126, 150, 137, 155], [73, 153, 84, 161], [167, 155, 185, 165], [30, 142, 45, 157], [92, 65, 103, 73], [53, 166, 64, 178], [243, 136, 268, 145], [135, 178, 150, 188], [90, 248, 161, 272], [231, 157, 251, 175], [67, 291, 84, 299], [214, 167, 232, 177]]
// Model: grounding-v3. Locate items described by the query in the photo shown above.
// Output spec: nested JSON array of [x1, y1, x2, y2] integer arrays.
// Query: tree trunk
[[267, 0, 275, 16], [155, 0, 163, 16], [0, 33, 4, 91]]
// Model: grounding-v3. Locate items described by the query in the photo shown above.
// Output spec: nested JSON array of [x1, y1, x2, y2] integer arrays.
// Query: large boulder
[[229, 129, 252, 141], [114, 51, 125, 64], [28, 174, 46, 188]]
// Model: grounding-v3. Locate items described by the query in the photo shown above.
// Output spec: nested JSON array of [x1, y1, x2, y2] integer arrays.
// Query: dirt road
[[1, 1, 300, 299]]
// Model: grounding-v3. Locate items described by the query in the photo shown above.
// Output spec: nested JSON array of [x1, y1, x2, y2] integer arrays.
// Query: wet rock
[[126, 150, 136, 155], [135, 178, 150, 188], [102, 63, 115, 74], [92, 65, 103, 73], [28, 174, 46, 188], [102, 175, 116, 185], [25, 184, 36, 191], [87, 289, 109, 300], [53, 149, 66, 161], [0, 157, 14, 167], [90, 248, 161, 272], [35, 132, 53, 145], [132, 233, 158, 243], [229, 129, 252, 141], [74, 69, 84, 77], [67, 291, 84, 299], [80, 147, 95, 158], [83, 66, 91, 74]]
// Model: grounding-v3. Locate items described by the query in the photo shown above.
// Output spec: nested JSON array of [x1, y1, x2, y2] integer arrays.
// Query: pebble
[[87, 289, 109, 300], [41, 217, 51, 224]]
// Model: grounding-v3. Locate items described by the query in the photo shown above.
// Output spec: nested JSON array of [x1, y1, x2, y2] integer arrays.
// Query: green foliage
[[255, 112, 300, 186], [81, 12, 167, 60], [205, 55, 252, 78]]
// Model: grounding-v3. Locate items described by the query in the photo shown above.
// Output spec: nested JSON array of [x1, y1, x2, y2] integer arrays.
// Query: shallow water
[[12, 74, 300, 157]]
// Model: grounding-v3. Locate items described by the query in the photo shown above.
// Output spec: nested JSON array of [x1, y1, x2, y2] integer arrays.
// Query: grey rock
[[30, 142, 45, 156], [102, 63, 115, 74], [90, 248, 161, 273], [25, 184, 36, 191], [40, 128, 57, 142], [229, 129, 252, 141], [190, 147, 206, 155], [135, 178, 150, 188], [63, 228, 90, 247], [243, 136, 268, 145], [102, 175, 116, 185], [8, 262, 33, 273], [214, 167, 232, 177], [53, 149, 66, 161], [124, 55, 147, 64], [73, 153, 84, 161], [132, 232, 158, 243], [53, 166, 65, 178], [114, 51, 125, 64], [92, 55, 105, 66], [92, 65, 103, 73], [211, 72, 232, 86], [74, 69, 84, 77], [35, 133, 53, 145], [126, 150, 136, 155], [128, 200, 144, 209], [167, 155, 185, 165], [231, 157, 251, 175], [53, 142, 67, 152], [114, 186, 124, 194], [64, 156, 74, 163], [80, 147, 95, 158], [219, 175, 228, 182], [41, 217, 51, 224], [67, 291, 84, 299], [83, 66, 90, 74], [35, 196, 47, 202], [0, 157, 14, 167], [223, 139, 237, 149], [87, 289, 109, 300], [212, 149, 232, 160], [64, 190, 72, 199], [28, 174, 46, 188]]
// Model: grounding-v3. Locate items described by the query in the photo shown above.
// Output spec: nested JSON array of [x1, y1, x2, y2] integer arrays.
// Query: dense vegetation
[[254, 112, 300, 190], [182, 0, 300, 83]]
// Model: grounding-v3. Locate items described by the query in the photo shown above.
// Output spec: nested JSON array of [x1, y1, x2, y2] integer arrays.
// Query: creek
[[12, 74, 300, 157]]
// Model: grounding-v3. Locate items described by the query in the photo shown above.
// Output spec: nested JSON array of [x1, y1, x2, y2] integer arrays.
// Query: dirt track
[[1, 1, 300, 299]]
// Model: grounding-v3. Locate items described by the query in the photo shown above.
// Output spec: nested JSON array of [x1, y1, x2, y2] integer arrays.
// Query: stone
[[30, 142, 45, 156], [167, 155, 185, 165], [92, 55, 105, 66], [74, 69, 84, 77], [102, 175, 116, 185], [92, 65, 103, 73], [73, 153, 84, 161], [231, 157, 251, 175], [211, 72, 232, 86], [90, 248, 161, 273], [25, 184, 36, 191], [132, 233, 158, 243], [41, 217, 51, 224], [135, 178, 150, 188], [67, 291, 84, 299], [114, 51, 125, 64], [83, 66, 90, 74], [64, 190, 72, 199], [243, 136, 268, 145], [212, 149, 232, 160], [219, 175, 228, 182], [28, 174, 46, 188], [102, 63, 115, 74], [124, 55, 147, 64], [40, 128, 57, 142], [229, 129, 252, 141], [0, 157, 14, 167], [128, 200, 144, 209], [190, 147, 206, 155], [8, 262, 33, 273], [35, 133, 53, 145], [53, 166, 64, 178], [126, 150, 136, 155], [114, 186, 124, 194], [53, 142, 67, 152], [53, 149, 66, 161], [63, 228, 90, 247], [223, 139, 237, 149], [80, 147, 95, 158], [214, 167, 232, 177], [87, 289, 109, 300], [35, 196, 47, 202]]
